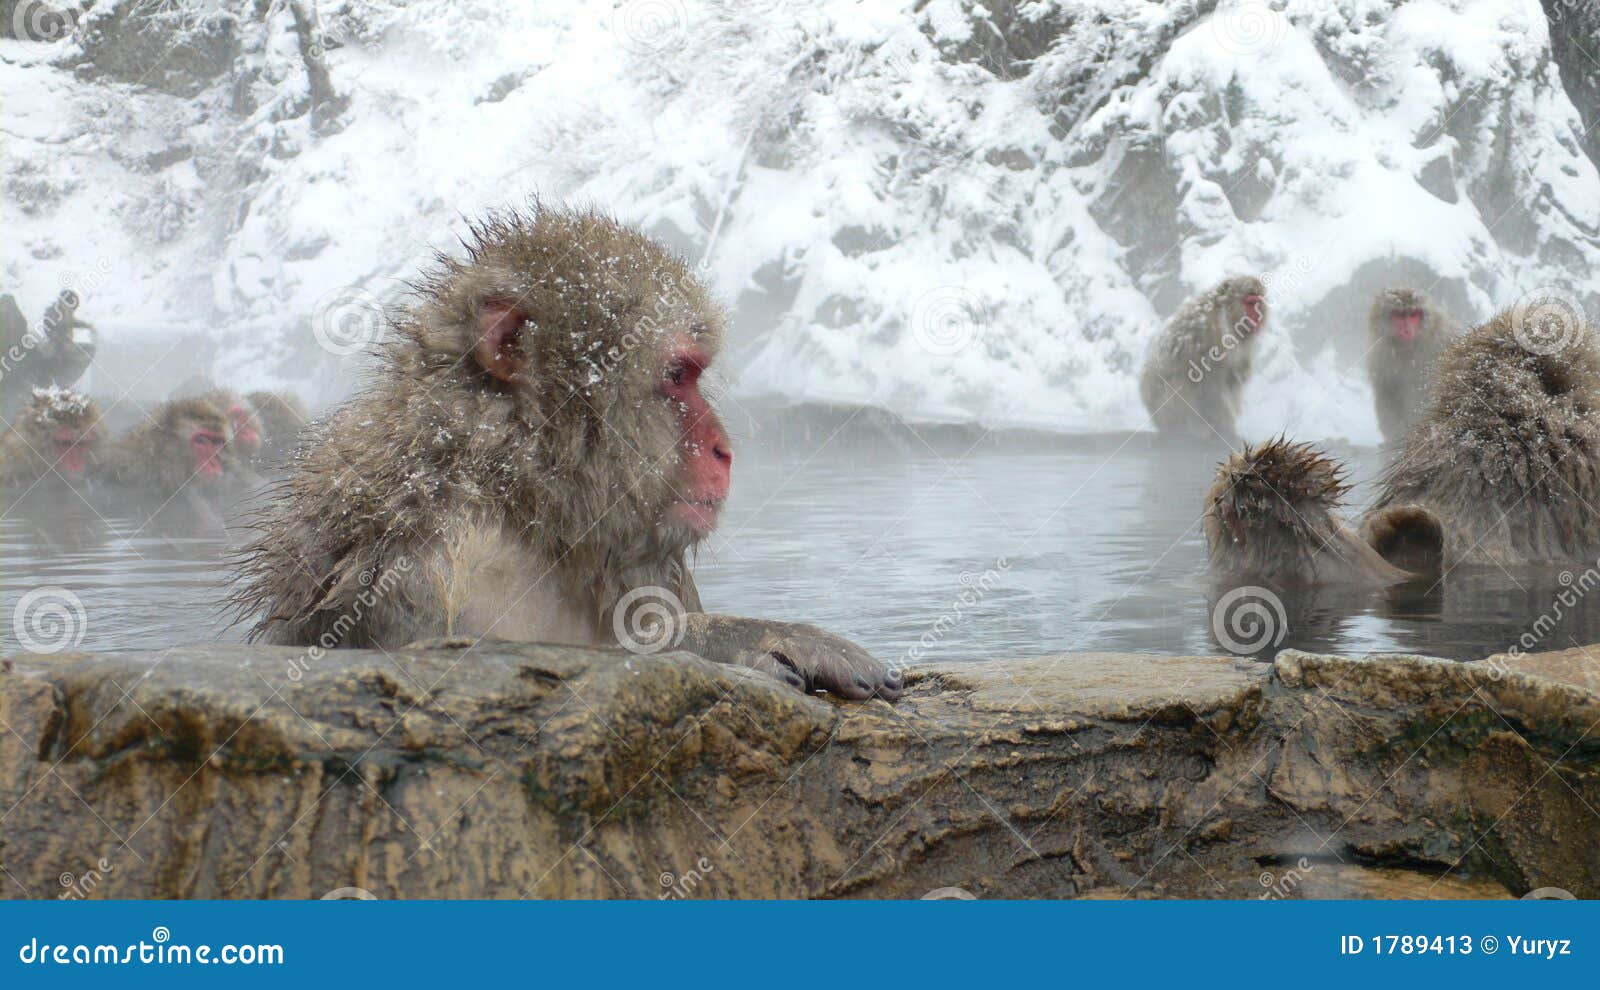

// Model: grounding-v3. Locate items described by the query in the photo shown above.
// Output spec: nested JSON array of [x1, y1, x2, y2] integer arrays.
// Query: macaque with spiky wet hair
[[1140, 275, 1268, 445], [1206, 302, 1600, 579], [233, 204, 901, 702], [0, 386, 101, 488], [1204, 438, 1434, 586], [1366, 287, 1455, 444]]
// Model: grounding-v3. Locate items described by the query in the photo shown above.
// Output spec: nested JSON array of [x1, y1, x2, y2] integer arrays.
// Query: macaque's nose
[[713, 442, 732, 466]]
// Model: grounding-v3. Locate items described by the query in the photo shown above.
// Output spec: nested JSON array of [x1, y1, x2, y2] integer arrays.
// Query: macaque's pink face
[[227, 405, 261, 454], [660, 341, 731, 538], [1391, 308, 1423, 344], [189, 428, 226, 476], [1240, 294, 1265, 333], [49, 427, 95, 480]]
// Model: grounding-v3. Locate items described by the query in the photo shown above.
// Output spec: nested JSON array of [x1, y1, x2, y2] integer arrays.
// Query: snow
[[2, 0, 1597, 444]]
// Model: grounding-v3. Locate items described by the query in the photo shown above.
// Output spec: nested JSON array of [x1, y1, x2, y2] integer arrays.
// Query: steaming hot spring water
[[3, 404, 1592, 665]]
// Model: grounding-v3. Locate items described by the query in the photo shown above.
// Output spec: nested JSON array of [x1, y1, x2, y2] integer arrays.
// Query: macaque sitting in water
[[1204, 438, 1437, 587], [100, 397, 235, 503], [233, 205, 901, 702], [1206, 299, 1600, 584], [1140, 276, 1268, 446], [0, 386, 101, 488], [1366, 287, 1455, 445]]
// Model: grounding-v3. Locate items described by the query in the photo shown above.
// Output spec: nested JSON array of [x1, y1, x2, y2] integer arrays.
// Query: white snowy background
[[4, 0, 1599, 445]]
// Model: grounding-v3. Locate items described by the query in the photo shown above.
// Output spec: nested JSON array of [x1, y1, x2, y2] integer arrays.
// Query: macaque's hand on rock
[[681, 614, 903, 702]]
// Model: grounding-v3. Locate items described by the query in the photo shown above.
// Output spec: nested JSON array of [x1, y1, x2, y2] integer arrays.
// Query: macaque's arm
[[677, 611, 903, 702]]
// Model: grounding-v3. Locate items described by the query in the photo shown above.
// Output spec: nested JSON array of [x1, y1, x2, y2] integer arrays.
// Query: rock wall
[[1, 642, 1594, 899]]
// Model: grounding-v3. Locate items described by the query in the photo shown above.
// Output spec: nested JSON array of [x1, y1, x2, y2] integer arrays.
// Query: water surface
[[4, 407, 1597, 662]]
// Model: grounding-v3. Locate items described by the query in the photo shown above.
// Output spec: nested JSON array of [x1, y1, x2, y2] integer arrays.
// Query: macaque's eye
[[666, 362, 687, 386]]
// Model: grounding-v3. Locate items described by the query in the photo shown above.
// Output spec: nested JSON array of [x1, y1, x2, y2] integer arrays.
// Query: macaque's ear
[[473, 302, 529, 383]]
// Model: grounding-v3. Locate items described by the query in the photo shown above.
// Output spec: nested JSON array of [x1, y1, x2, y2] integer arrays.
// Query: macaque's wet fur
[[1204, 438, 1423, 586], [1367, 287, 1454, 444], [0, 387, 101, 487], [100, 397, 232, 496], [246, 390, 309, 463], [1209, 304, 1600, 581], [233, 205, 901, 701], [1140, 275, 1268, 443], [1366, 303, 1600, 569]]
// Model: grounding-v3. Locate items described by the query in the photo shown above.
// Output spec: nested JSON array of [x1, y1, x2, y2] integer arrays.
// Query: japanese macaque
[[1204, 438, 1437, 586], [204, 388, 265, 467], [1140, 276, 1268, 445], [1210, 303, 1600, 579], [234, 205, 902, 702], [101, 398, 231, 497], [246, 390, 309, 464], [0, 386, 101, 487], [1366, 287, 1454, 443], [1363, 301, 1600, 570]]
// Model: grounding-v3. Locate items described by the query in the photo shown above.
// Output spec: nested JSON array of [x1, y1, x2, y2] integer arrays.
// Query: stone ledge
[[0, 643, 1594, 899]]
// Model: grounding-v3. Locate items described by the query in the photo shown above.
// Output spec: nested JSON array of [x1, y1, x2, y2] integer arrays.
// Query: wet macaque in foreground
[[233, 205, 902, 702]]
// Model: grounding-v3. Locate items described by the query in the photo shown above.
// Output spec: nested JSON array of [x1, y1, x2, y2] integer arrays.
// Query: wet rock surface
[[0, 643, 1594, 900]]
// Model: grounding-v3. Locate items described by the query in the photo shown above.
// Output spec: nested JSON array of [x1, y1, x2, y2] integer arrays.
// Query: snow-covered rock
[[2, 0, 1597, 443]]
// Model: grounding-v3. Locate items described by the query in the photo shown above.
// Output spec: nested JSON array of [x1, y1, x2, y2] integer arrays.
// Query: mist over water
[[8, 405, 1596, 663]]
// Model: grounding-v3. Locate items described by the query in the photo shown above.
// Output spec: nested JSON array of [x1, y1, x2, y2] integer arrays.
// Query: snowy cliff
[[3, 0, 1598, 442]]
